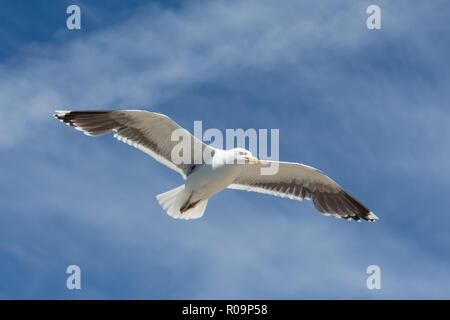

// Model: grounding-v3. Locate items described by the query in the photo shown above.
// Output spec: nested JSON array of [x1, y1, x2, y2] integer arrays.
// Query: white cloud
[[0, 0, 369, 146]]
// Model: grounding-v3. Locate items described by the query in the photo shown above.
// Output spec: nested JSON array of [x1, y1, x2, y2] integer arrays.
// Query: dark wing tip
[[366, 211, 379, 222], [53, 110, 117, 136], [54, 110, 73, 126], [341, 191, 378, 222], [313, 190, 378, 223]]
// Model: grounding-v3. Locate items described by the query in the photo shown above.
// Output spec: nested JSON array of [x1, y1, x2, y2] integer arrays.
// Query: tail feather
[[156, 185, 208, 220], [183, 199, 208, 219]]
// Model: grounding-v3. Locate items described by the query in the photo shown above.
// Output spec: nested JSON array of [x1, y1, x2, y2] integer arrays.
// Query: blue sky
[[0, 0, 449, 299]]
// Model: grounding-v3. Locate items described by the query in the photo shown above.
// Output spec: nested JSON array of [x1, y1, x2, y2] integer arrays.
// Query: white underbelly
[[185, 164, 241, 201]]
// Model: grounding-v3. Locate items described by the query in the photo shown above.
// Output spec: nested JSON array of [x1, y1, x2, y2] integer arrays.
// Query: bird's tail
[[156, 185, 208, 220]]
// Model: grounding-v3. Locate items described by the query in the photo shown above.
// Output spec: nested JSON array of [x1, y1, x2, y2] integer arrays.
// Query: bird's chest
[[186, 164, 241, 199]]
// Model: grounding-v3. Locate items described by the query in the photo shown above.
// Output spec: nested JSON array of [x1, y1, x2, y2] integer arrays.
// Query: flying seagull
[[54, 110, 377, 222]]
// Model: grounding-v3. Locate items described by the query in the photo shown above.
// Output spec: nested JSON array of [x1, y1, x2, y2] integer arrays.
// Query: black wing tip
[[347, 210, 378, 223], [365, 211, 379, 222], [314, 190, 378, 223], [341, 190, 378, 222], [53, 110, 112, 123], [54, 110, 72, 124], [339, 211, 378, 223]]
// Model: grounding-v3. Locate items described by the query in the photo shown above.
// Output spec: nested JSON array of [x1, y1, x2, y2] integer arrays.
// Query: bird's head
[[233, 148, 259, 165]]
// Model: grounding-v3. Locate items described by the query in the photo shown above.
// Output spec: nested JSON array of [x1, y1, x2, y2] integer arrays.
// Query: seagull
[[54, 110, 378, 222]]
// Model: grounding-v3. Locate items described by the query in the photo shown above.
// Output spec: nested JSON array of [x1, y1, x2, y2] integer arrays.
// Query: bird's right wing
[[54, 110, 214, 178], [229, 160, 377, 222]]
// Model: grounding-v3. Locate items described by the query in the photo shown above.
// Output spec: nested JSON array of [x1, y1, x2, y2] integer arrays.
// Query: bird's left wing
[[228, 160, 377, 222], [54, 110, 213, 178]]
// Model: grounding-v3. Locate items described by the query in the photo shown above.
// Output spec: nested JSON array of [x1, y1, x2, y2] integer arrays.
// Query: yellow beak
[[246, 156, 259, 164]]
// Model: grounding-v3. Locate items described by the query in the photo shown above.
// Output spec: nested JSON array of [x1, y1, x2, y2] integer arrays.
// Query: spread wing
[[229, 160, 377, 222], [54, 110, 213, 178]]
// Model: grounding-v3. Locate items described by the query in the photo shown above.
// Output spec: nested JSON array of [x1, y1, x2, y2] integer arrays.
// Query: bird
[[54, 110, 378, 222]]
